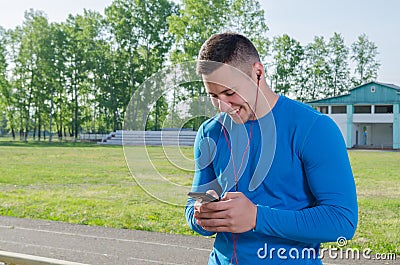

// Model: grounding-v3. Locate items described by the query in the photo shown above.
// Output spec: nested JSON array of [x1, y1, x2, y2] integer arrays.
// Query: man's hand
[[194, 191, 257, 233]]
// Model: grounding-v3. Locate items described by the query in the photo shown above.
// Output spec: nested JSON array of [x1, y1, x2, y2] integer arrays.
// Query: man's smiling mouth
[[228, 107, 240, 115]]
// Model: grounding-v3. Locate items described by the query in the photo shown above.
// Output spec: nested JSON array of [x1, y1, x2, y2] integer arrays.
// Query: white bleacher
[[98, 130, 197, 146]]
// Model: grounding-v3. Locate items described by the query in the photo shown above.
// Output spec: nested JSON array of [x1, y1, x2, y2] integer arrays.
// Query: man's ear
[[253, 62, 264, 80]]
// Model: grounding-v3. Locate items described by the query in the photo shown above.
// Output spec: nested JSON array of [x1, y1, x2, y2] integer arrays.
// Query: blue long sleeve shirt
[[185, 95, 358, 264]]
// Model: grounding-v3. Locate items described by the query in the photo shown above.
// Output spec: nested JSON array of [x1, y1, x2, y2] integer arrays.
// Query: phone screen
[[187, 192, 219, 203]]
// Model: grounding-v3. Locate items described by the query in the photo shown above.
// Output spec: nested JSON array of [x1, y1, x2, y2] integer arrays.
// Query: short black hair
[[197, 33, 260, 76]]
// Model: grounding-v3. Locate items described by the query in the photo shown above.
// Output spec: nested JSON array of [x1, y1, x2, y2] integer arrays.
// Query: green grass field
[[0, 140, 398, 255]]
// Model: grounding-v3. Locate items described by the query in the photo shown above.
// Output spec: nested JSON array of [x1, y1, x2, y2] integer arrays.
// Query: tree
[[145, 95, 169, 131], [0, 27, 6, 90], [6, 10, 64, 142], [168, 0, 229, 63], [61, 10, 104, 141], [11, 10, 51, 141], [351, 33, 380, 86], [28, 12, 54, 141], [227, 0, 270, 62], [168, 0, 269, 130], [271, 34, 303, 95], [327, 32, 350, 96], [0, 26, 10, 135], [46, 22, 68, 141], [106, 0, 177, 131], [296, 36, 331, 101], [169, 0, 269, 63], [2, 27, 21, 139], [168, 0, 230, 118]]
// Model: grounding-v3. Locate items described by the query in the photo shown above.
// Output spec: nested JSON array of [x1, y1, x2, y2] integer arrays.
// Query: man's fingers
[[197, 217, 231, 228], [198, 200, 232, 212], [195, 209, 231, 220], [194, 192, 257, 233], [202, 226, 231, 233], [222, 192, 242, 200]]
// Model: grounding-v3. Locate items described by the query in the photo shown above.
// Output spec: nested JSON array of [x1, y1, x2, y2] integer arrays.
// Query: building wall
[[352, 123, 393, 147], [315, 102, 399, 149], [372, 124, 393, 147], [353, 114, 393, 123], [326, 112, 396, 148], [330, 114, 347, 142]]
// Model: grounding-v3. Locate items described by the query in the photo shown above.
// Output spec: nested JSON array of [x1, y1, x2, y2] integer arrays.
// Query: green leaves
[[351, 33, 380, 86], [168, 0, 269, 63], [272, 34, 303, 96], [105, 0, 176, 131], [271, 32, 380, 102]]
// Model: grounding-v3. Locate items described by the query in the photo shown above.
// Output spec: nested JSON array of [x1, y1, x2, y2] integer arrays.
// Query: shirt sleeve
[[185, 125, 221, 237], [254, 115, 358, 243]]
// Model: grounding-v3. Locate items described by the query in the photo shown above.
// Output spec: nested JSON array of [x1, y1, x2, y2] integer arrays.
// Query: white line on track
[[0, 239, 184, 265], [0, 225, 211, 252]]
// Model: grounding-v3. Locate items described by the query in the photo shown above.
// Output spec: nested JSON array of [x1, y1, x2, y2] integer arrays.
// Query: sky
[[0, 0, 399, 85]]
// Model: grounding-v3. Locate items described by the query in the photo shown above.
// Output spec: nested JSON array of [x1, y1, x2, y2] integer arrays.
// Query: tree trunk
[[49, 88, 54, 142]]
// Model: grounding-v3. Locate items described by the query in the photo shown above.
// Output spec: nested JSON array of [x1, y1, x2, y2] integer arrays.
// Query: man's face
[[203, 64, 257, 124]]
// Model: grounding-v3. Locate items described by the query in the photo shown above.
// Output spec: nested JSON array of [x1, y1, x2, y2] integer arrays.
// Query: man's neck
[[253, 85, 279, 120]]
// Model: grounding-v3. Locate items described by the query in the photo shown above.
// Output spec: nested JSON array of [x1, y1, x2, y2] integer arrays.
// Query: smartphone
[[187, 192, 219, 203]]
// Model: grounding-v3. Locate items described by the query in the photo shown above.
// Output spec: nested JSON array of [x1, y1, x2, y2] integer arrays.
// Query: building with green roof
[[308, 81, 400, 149]]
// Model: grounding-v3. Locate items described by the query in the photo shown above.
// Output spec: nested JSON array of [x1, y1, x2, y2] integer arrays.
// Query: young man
[[185, 33, 358, 264]]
